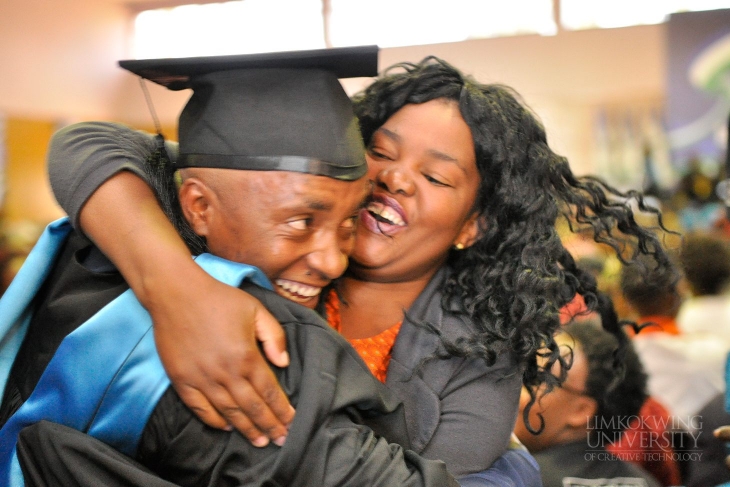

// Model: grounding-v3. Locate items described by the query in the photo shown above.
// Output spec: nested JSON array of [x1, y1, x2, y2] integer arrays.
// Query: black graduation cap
[[119, 45, 379, 181]]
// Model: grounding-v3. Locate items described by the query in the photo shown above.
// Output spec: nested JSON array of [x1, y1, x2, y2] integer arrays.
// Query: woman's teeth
[[367, 202, 405, 226], [275, 279, 322, 302]]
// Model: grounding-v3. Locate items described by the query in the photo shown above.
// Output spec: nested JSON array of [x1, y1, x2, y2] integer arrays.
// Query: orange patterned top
[[324, 289, 402, 383]]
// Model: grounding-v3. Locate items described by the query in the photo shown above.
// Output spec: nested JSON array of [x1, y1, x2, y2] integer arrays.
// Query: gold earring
[[454, 243, 464, 250]]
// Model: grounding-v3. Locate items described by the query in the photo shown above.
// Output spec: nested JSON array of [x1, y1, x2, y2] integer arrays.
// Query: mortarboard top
[[119, 45, 378, 91], [119, 45, 379, 181]]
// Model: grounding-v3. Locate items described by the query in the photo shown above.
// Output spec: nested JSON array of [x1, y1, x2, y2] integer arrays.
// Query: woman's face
[[350, 99, 481, 283]]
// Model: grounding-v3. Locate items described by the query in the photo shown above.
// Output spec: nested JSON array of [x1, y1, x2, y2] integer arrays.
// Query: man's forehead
[[251, 170, 368, 207]]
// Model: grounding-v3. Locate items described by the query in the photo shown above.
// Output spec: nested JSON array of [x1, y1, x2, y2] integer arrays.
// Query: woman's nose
[[374, 166, 415, 196]]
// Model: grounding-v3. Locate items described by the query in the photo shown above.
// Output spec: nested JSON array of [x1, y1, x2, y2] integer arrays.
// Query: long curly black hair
[[352, 57, 673, 432]]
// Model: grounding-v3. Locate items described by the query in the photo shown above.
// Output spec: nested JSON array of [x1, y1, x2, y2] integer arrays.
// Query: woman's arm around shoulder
[[46, 122, 294, 446], [48, 121, 176, 229]]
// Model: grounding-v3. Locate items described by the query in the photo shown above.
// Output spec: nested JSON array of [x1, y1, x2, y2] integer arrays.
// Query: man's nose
[[306, 235, 349, 281]]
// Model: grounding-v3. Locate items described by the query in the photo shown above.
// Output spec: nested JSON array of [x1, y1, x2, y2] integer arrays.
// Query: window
[[561, 0, 730, 30], [327, 0, 556, 48], [132, 0, 730, 58], [133, 0, 325, 59]]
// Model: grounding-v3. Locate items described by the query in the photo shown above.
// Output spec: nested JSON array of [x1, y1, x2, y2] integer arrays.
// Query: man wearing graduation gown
[[0, 47, 459, 487]]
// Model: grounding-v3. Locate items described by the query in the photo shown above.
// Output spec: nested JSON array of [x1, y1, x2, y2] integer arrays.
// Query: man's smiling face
[[180, 168, 369, 309]]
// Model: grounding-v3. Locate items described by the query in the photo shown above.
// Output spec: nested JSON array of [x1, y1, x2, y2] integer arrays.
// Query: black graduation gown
[[2, 230, 457, 486]]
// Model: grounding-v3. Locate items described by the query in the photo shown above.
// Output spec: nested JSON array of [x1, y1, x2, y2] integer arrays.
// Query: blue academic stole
[[0, 218, 271, 486]]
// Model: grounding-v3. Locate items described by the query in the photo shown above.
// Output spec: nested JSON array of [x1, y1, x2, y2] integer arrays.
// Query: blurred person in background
[[676, 231, 730, 346], [620, 253, 726, 421], [514, 319, 659, 487]]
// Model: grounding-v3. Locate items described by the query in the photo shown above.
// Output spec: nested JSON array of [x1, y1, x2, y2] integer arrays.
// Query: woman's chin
[[349, 245, 390, 274]]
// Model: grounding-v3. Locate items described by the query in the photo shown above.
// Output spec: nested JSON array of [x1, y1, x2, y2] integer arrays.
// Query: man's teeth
[[367, 202, 406, 226], [275, 279, 322, 298]]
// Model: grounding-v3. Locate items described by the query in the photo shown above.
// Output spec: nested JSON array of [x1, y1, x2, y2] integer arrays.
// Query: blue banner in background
[[666, 9, 730, 170]]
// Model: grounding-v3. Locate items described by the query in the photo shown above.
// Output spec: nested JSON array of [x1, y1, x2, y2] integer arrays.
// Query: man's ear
[[178, 178, 214, 238], [453, 212, 483, 250]]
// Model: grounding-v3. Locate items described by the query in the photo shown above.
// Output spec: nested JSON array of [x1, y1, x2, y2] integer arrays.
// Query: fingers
[[713, 426, 730, 471], [171, 340, 295, 447], [175, 377, 286, 448], [255, 307, 289, 368], [175, 386, 230, 431], [228, 354, 295, 441], [714, 425, 730, 441], [218, 344, 294, 444]]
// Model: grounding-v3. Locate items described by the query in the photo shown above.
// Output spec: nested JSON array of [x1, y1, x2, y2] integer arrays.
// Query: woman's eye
[[424, 174, 449, 187], [288, 219, 310, 231], [368, 148, 391, 160]]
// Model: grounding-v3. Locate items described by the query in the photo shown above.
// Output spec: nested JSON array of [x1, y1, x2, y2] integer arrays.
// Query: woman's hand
[[79, 172, 295, 446], [150, 271, 295, 446]]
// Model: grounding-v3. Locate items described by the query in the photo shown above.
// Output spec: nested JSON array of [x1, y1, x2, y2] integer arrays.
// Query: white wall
[[377, 26, 666, 174], [0, 0, 134, 121], [0, 0, 667, 174]]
